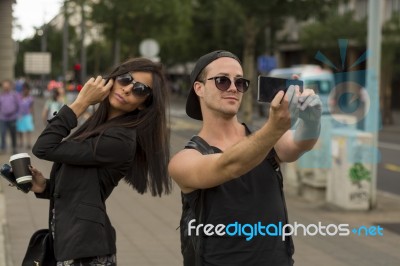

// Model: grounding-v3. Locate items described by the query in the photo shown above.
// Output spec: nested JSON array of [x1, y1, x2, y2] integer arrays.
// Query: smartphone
[[0, 163, 32, 193], [257, 76, 304, 103]]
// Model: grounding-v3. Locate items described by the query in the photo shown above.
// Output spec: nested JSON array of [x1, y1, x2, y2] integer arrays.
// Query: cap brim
[[186, 87, 202, 120]]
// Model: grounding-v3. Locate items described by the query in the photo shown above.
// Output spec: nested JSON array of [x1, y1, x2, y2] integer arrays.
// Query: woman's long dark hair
[[68, 58, 171, 196]]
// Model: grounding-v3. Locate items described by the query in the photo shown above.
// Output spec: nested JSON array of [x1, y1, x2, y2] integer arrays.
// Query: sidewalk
[[0, 95, 399, 265]]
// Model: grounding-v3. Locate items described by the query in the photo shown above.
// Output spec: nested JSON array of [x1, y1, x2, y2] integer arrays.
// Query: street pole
[[40, 24, 48, 91], [365, 0, 383, 208], [80, 0, 87, 84], [63, 1, 69, 82]]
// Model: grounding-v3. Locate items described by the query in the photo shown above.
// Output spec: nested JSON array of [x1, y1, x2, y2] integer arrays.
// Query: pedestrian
[[0, 79, 20, 154], [29, 57, 171, 264], [16, 82, 35, 149], [168, 50, 322, 265], [41, 86, 65, 125]]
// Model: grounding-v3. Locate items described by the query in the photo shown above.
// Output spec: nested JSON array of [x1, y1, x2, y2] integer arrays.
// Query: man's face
[[1, 81, 12, 92], [194, 57, 246, 119]]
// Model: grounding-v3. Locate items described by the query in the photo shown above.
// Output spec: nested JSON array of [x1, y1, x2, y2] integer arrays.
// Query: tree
[[380, 12, 400, 125], [88, 0, 193, 65], [14, 23, 78, 80], [188, 0, 340, 124], [300, 10, 400, 125]]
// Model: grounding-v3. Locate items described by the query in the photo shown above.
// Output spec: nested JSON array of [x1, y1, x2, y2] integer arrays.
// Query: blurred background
[[1, 0, 398, 126], [1, 0, 400, 265]]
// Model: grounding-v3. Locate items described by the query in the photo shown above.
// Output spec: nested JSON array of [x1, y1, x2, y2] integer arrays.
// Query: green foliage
[[349, 163, 371, 185], [382, 11, 400, 71], [14, 0, 349, 81], [299, 11, 367, 50], [88, 0, 193, 65], [14, 23, 79, 79]]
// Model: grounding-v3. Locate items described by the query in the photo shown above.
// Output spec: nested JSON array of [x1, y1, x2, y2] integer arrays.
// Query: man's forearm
[[216, 122, 285, 179]]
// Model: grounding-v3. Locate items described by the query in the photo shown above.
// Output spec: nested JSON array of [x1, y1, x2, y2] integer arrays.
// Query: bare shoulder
[[169, 146, 228, 193], [169, 148, 203, 172]]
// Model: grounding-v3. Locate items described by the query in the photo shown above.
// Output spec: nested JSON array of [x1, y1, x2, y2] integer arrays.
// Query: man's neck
[[198, 115, 246, 150]]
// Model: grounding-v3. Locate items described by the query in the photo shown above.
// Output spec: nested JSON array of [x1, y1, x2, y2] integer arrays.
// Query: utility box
[[326, 129, 373, 210]]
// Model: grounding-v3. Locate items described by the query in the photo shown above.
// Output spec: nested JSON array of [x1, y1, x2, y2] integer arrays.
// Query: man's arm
[[169, 88, 297, 193]]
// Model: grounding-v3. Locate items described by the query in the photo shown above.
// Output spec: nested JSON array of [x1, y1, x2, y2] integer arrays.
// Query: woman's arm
[[32, 105, 136, 166]]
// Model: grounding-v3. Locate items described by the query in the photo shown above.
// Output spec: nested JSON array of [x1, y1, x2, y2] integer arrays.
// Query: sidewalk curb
[[0, 190, 8, 266], [1, 181, 14, 266], [377, 190, 400, 201]]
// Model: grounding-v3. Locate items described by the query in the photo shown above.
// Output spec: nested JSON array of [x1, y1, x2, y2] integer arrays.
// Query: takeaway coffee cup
[[9, 153, 32, 184]]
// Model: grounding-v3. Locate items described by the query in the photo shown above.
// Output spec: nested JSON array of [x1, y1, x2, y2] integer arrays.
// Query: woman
[[30, 58, 171, 265]]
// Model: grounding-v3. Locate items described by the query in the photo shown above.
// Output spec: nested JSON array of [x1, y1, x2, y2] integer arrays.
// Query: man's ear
[[193, 81, 204, 97]]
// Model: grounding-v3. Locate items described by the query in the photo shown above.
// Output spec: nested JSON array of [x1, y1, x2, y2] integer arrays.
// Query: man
[[169, 50, 321, 265], [0, 79, 20, 154]]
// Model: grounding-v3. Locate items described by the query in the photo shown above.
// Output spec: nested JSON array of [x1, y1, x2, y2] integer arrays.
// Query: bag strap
[[185, 135, 215, 155], [184, 135, 215, 266]]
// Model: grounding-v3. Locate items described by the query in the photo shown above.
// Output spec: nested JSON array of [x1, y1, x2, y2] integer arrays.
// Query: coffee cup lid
[[9, 153, 31, 162]]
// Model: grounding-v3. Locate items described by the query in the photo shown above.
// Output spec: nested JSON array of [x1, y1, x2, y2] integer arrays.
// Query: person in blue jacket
[[29, 57, 171, 265]]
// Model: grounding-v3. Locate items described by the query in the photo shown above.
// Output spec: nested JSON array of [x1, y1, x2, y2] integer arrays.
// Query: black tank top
[[183, 128, 294, 266]]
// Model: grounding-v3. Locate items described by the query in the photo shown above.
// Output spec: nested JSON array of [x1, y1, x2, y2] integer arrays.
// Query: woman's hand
[[29, 165, 47, 193], [69, 76, 114, 117]]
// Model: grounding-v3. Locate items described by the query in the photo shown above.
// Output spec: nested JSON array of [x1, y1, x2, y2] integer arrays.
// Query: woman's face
[[108, 71, 153, 120]]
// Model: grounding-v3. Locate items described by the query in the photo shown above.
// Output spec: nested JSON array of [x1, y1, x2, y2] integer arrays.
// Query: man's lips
[[222, 96, 239, 101]]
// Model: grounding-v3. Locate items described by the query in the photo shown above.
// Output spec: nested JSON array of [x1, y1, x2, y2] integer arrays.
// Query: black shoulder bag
[[180, 135, 214, 266], [22, 165, 62, 266], [22, 228, 56, 266]]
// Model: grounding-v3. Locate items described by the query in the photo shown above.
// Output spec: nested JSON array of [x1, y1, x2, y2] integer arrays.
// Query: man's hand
[[293, 89, 322, 142], [268, 85, 300, 133], [298, 89, 322, 124]]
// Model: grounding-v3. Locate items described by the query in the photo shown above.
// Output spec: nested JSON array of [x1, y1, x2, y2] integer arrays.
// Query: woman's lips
[[114, 93, 126, 103]]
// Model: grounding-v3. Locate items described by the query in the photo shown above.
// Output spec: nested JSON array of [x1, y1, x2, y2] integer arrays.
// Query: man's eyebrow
[[213, 72, 244, 77]]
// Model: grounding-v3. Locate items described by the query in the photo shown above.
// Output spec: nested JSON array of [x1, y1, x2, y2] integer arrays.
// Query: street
[[377, 137, 400, 196]]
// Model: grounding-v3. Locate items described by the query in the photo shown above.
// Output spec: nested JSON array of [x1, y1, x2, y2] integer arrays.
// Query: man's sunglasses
[[206, 76, 250, 93], [115, 73, 152, 97]]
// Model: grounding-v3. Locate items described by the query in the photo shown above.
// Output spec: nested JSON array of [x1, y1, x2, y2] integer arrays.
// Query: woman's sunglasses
[[206, 76, 250, 93], [115, 73, 152, 97]]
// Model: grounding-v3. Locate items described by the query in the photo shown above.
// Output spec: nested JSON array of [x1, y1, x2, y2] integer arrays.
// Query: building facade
[[0, 0, 15, 81]]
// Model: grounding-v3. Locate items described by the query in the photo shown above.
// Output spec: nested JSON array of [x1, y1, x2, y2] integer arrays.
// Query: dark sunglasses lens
[[116, 75, 132, 86], [132, 83, 150, 96], [235, 78, 249, 92], [215, 77, 231, 91]]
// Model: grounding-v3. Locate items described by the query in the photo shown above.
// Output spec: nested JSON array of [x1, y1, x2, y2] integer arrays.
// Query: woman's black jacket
[[32, 105, 136, 261]]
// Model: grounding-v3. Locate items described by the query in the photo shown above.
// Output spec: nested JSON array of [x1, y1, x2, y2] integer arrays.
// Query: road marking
[[384, 164, 400, 173], [378, 142, 400, 151]]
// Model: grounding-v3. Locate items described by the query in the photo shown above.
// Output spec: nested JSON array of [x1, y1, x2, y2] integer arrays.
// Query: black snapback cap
[[186, 50, 240, 120]]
